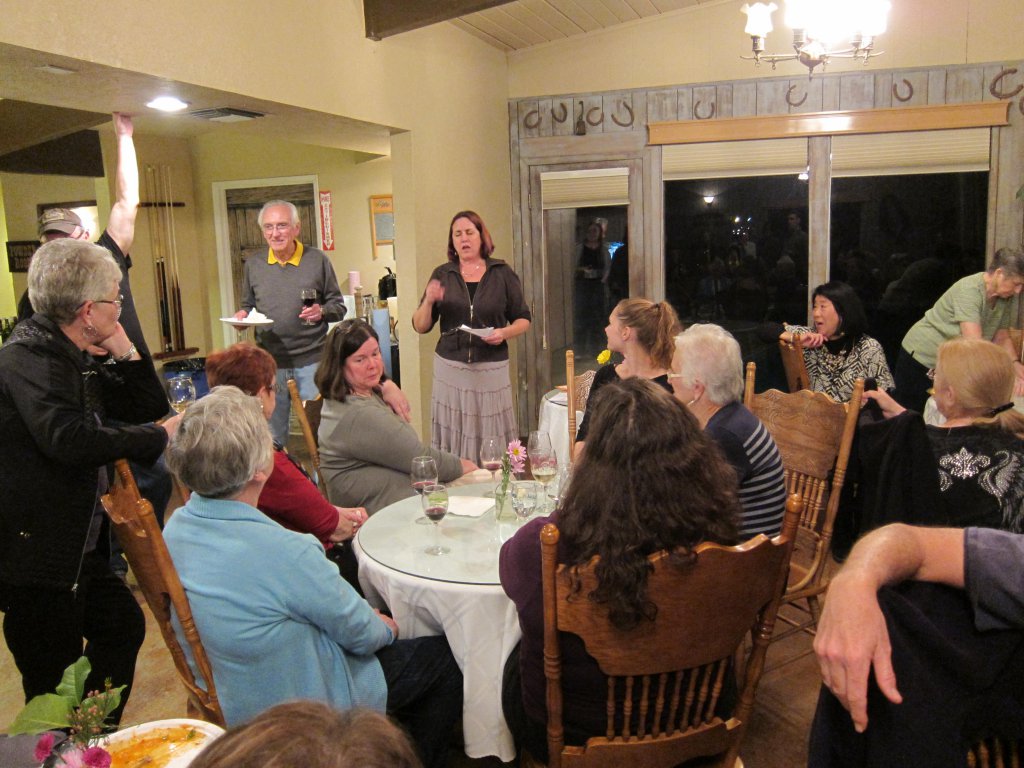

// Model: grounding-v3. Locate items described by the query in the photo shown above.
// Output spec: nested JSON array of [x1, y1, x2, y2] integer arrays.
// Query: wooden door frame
[[212, 175, 320, 347], [512, 132, 662, 431]]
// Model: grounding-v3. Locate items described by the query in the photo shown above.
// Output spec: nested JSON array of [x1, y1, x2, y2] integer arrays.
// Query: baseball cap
[[38, 208, 83, 238]]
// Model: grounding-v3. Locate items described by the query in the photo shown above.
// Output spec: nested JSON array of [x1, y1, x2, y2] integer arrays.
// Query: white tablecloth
[[538, 389, 583, 468], [354, 484, 522, 761]]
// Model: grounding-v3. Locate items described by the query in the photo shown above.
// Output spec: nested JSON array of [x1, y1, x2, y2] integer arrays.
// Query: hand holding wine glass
[[300, 288, 318, 326], [422, 483, 450, 555], [168, 374, 197, 414]]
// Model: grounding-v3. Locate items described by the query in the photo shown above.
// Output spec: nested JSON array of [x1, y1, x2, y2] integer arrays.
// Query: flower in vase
[[507, 440, 526, 475], [34, 732, 57, 762], [597, 349, 611, 364]]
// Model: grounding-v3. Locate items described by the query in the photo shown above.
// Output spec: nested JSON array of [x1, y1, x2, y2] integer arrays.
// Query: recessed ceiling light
[[36, 64, 77, 75], [146, 96, 190, 112]]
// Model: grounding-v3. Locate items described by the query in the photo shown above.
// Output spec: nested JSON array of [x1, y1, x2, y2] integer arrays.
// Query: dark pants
[[1, 551, 146, 725], [378, 635, 463, 768], [893, 348, 932, 415], [808, 582, 1024, 767]]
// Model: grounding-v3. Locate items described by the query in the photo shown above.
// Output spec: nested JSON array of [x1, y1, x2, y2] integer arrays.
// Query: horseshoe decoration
[[552, 103, 568, 123], [611, 100, 635, 128], [586, 106, 604, 126], [523, 109, 542, 130], [786, 84, 808, 107], [892, 79, 914, 102], [989, 68, 1022, 100], [694, 99, 716, 120]]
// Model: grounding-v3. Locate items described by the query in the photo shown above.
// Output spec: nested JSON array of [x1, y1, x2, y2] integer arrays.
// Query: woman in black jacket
[[0, 238, 177, 722]]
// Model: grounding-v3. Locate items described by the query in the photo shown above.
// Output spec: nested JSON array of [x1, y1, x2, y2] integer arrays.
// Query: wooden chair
[[779, 332, 811, 393], [744, 368, 863, 643], [565, 350, 597, 461], [286, 378, 327, 494], [531, 494, 802, 768], [968, 737, 1023, 767], [101, 459, 225, 727]]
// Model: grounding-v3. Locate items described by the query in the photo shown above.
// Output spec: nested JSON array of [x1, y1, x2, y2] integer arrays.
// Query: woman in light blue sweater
[[163, 386, 462, 768]]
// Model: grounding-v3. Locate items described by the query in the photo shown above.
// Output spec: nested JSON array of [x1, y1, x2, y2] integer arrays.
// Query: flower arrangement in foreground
[[9, 656, 123, 768], [495, 440, 527, 513]]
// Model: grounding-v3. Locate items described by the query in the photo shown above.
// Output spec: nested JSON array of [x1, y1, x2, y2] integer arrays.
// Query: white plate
[[102, 718, 224, 768], [220, 317, 273, 327]]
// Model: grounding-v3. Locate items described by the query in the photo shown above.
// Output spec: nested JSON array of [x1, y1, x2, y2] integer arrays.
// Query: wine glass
[[411, 456, 438, 525], [168, 374, 196, 414], [422, 483, 450, 555], [546, 464, 571, 512], [300, 288, 317, 326], [480, 436, 502, 497], [527, 431, 557, 512], [510, 480, 539, 523]]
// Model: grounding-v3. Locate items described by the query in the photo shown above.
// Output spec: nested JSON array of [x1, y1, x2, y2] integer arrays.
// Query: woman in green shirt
[[896, 247, 1024, 412]]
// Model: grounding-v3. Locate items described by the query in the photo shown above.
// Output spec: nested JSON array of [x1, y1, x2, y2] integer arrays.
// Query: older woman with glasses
[[317, 320, 477, 515], [671, 323, 787, 538], [0, 238, 177, 723]]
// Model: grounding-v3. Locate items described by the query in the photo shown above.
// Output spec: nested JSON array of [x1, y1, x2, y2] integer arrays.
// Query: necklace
[[461, 260, 484, 278]]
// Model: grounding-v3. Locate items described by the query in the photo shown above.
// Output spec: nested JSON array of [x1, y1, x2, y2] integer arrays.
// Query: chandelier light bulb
[[741, 2, 777, 37]]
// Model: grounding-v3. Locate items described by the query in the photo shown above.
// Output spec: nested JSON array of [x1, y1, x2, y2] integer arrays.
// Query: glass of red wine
[[480, 436, 502, 497], [422, 483, 450, 556], [300, 288, 317, 326], [411, 456, 438, 525]]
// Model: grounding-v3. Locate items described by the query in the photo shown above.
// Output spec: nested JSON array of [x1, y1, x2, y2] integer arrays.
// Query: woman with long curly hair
[[499, 377, 741, 760]]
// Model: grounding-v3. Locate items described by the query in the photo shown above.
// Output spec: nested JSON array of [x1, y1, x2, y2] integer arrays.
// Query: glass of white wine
[[527, 431, 557, 513], [168, 374, 197, 414]]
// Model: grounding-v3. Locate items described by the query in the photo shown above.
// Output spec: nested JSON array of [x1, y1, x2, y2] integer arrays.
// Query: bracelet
[[116, 344, 137, 362]]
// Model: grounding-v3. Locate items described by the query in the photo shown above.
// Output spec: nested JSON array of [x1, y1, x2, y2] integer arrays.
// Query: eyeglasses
[[90, 294, 124, 315], [262, 223, 293, 233]]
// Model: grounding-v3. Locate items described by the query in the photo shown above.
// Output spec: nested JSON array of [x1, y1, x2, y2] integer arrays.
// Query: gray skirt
[[431, 354, 518, 462]]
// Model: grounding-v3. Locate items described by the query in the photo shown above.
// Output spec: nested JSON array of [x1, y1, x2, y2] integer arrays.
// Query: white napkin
[[446, 496, 493, 518]]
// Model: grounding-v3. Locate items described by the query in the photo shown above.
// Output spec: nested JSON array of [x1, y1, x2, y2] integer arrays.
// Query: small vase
[[494, 483, 514, 523]]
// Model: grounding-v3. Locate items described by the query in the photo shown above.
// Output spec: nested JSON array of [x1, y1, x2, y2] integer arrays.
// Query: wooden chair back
[[565, 351, 597, 461], [779, 333, 811, 393], [287, 378, 327, 494], [968, 737, 1023, 767], [536, 494, 802, 768], [743, 378, 863, 639], [101, 459, 225, 727]]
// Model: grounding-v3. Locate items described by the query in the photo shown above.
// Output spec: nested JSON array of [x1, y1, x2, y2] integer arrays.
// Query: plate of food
[[102, 718, 224, 768], [220, 309, 273, 327]]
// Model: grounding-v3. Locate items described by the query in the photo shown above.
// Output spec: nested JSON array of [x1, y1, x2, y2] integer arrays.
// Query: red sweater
[[259, 449, 338, 549]]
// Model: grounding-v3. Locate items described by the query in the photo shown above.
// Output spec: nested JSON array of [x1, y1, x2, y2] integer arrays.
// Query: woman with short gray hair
[[0, 237, 174, 724], [672, 323, 787, 538], [163, 387, 463, 768]]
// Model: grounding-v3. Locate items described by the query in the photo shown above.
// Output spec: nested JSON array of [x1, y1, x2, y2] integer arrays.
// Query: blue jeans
[[377, 636, 464, 768], [270, 362, 319, 446]]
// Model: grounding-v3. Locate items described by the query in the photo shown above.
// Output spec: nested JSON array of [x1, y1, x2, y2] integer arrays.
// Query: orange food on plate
[[106, 724, 208, 768]]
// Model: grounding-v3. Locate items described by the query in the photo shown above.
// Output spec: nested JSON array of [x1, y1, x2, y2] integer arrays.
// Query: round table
[[355, 483, 523, 761]]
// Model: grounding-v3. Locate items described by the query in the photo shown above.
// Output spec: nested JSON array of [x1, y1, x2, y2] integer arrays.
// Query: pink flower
[[81, 746, 112, 768], [34, 732, 57, 761], [507, 440, 527, 474]]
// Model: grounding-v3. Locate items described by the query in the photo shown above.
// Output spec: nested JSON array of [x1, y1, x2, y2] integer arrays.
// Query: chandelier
[[740, 0, 891, 75]]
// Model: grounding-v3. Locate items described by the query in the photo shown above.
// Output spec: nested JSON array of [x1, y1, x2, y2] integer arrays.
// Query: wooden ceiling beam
[[364, 0, 517, 40]]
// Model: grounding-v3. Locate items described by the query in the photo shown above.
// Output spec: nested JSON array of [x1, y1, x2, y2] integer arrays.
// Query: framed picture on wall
[[370, 195, 394, 249], [6, 241, 38, 273]]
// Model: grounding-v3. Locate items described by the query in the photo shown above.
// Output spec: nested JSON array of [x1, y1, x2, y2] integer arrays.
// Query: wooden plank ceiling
[[452, 0, 705, 51], [365, 0, 706, 51]]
